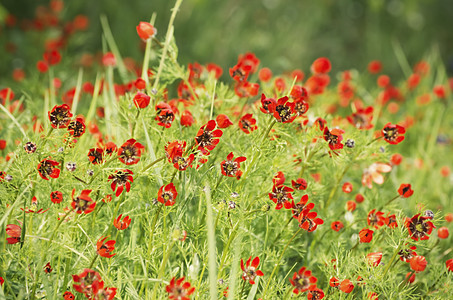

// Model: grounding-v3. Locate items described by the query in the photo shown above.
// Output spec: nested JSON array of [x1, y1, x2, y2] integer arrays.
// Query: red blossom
[[181, 110, 195, 127], [195, 120, 223, 155], [114, 214, 131, 230], [331, 221, 344, 232], [291, 178, 307, 190], [6, 224, 21, 244], [238, 113, 257, 134], [289, 266, 317, 294], [359, 228, 374, 243], [405, 214, 435, 241], [166, 277, 195, 300], [136, 21, 157, 42], [220, 152, 246, 179], [382, 123, 405, 145], [339, 279, 354, 293], [71, 189, 96, 214], [241, 256, 264, 285], [398, 183, 414, 198], [37, 159, 60, 180], [157, 183, 178, 206], [366, 252, 383, 267], [117, 139, 145, 165], [133, 92, 150, 109], [108, 169, 134, 197], [50, 191, 63, 204], [96, 236, 116, 258], [48, 104, 73, 129], [410, 255, 427, 272], [67, 116, 86, 138], [216, 114, 233, 128]]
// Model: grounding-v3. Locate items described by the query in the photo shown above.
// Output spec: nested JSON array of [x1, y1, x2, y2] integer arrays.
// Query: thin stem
[[88, 254, 98, 270], [131, 109, 141, 138], [269, 216, 294, 248], [150, 239, 177, 299], [382, 242, 403, 279], [140, 156, 166, 174]]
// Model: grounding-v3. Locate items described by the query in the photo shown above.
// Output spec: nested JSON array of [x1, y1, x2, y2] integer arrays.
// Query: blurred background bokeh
[[1, 0, 453, 79]]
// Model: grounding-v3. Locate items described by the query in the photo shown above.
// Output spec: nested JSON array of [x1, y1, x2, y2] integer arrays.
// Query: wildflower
[[108, 169, 134, 197], [323, 127, 345, 151], [102, 52, 116, 67], [331, 221, 344, 232], [136, 21, 157, 42], [342, 182, 353, 193], [382, 123, 405, 145], [398, 183, 414, 198], [238, 113, 258, 134], [405, 272, 416, 284], [410, 255, 427, 272], [291, 178, 307, 190], [366, 252, 383, 267], [103, 141, 117, 155], [437, 227, 449, 239], [73, 268, 102, 297], [96, 236, 116, 258], [24, 142, 37, 153], [113, 214, 131, 230], [346, 201, 356, 212], [259, 94, 277, 114], [48, 104, 73, 129], [367, 209, 386, 229], [50, 191, 63, 204], [241, 256, 264, 285], [67, 117, 86, 138], [118, 139, 145, 165], [181, 110, 195, 127], [391, 153, 403, 166], [289, 266, 317, 294], [329, 277, 340, 288], [133, 92, 150, 109], [195, 120, 223, 155], [6, 224, 21, 244], [155, 102, 175, 128], [311, 57, 331, 74], [216, 114, 233, 128], [234, 80, 259, 98], [44, 262, 52, 273], [91, 280, 117, 300], [157, 183, 178, 206], [230, 52, 260, 82], [37, 159, 60, 180], [165, 141, 194, 171], [220, 152, 246, 179], [359, 228, 374, 243], [298, 207, 324, 232], [291, 195, 312, 219], [339, 279, 354, 293], [87, 148, 104, 164], [399, 245, 417, 262], [206, 63, 223, 79], [166, 277, 195, 299], [347, 106, 374, 130], [385, 213, 398, 229], [361, 162, 392, 189], [355, 193, 364, 203], [307, 286, 325, 300], [269, 180, 294, 210], [446, 259, 453, 272], [405, 214, 435, 241], [270, 96, 297, 123], [71, 189, 96, 214], [63, 291, 75, 300], [368, 60, 382, 74], [424, 210, 434, 220], [259, 67, 272, 82]]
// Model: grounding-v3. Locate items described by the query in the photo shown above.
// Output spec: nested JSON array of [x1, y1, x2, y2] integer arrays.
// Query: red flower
[[446, 259, 453, 272], [37, 159, 60, 180], [405, 213, 435, 241], [270, 96, 297, 123], [48, 104, 73, 129], [37, 60, 49, 73], [331, 221, 344, 232], [216, 114, 233, 128], [102, 52, 116, 67], [63, 291, 75, 300], [238, 113, 257, 134], [298, 206, 324, 232], [43, 50, 62, 65], [291, 178, 307, 190], [44, 262, 52, 273], [438, 227, 449, 239], [118, 139, 145, 165], [136, 21, 157, 42], [367, 209, 386, 229], [91, 280, 117, 300], [293, 97, 310, 116], [346, 200, 357, 212], [6, 224, 21, 244], [108, 169, 134, 197], [97, 236, 116, 258], [220, 152, 246, 179], [410, 255, 427, 272], [181, 110, 195, 127], [398, 245, 417, 262], [113, 214, 131, 230], [366, 252, 383, 267], [362, 162, 392, 189], [259, 67, 272, 82], [347, 106, 374, 130], [103, 141, 117, 155], [133, 92, 150, 109], [206, 63, 223, 79], [311, 57, 331, 74], [359, 228, 374, 243], [259, 94, 277, 114], [155, 102, 175, 128], [166, 277, 195, 300], [342, 182, 353, 193], [269, 177, 294, 210], [382, 123, 405, 145], [72, 268, 102, 297], [355, 193, 364, 203], [330, 277, 340, 288], [230, 52, 260, 82], [291, 195, 312, 219], [323, 127, 344, 151], [385, 213, 398, 229], [398, 183, 414, 198], [71, 189, 96, 214], [307, 286, 325, 300], [368, 60, 382, 74], [195, 120, 223, 155], [241, 256, 264, 285], [165, 140, 194, 171], [234, 81, 259, 98], [157, 183, 178, 206], [87, 148, 104, 165], [67, 116, 86, 138], [289, 266, 317, 294], [339, 279, 354, 293]]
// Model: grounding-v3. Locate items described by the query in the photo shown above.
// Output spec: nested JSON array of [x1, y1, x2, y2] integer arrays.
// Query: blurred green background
[[1, 0, 453, 77]]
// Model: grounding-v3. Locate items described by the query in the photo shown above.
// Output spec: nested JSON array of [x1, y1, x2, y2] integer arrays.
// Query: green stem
[[150, 239, 177, 299], [140, 156, 166, 174], [382, 242, 403, 279], [88, 254, 98, 270], [131, 109, 141, 138], [269, 216, 294, 248]]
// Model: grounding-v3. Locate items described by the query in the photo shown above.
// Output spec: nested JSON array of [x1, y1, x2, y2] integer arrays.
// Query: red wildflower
[[347, 106, 374, 130], [293, 97, 310, 116], [438, 227, 449, 239], [398, 245, 417, 262], [72, 268, 102, 297], [405, 213, 435, 241], [359, 228, 374, 243], [48, 104, 73, 129], [216, 114, 233, 128], [118, 139, 145, 165], [259, 67, 272, 82], [311, 57, 331, 74], [230, 52, 260, 82], [298, 207, 324, 232], [87, 148, 104, 165], [270, 96, 297, 123], [398, 184, 414, 198], [114, 214, 131, 230], [291, 178, 307, 190], [96, 236, 116, 258], [330, 277, 340, 288], [234, 80, 259, 98], [405, 272, 416, 284], [135, 78, 146, 90], [366, 252, 383, 267], [289, 266, 317, 294], [446, 259, 453, 272], [103, 141, 117, 155], [367, 209, 386, 229], [44, 262, 52, 273], [220, 152, 246, 179], [195, 120, 223, 155], [181, 110, 195, 127], [155, 102, 175, 128], [346, 201, 357, 212], [241, 256, 264, 285], [102, 52, 116, 67], [307, 286, 325, 300], [63, 291, 75, 300], [259, 94, 277, 115], [385, 213, 398, 229], [136, 21, 157, 42], [43, 49, 61, 65], [342, 182, 353, 193], [355, 193, 364, 203], [67, 117, 86, 138], [6, 224, 21, 244], [37, 159, 60, 180], [166, 277, 195, 300], [37, 60, 49, 73], [165, 140, 194, 171], [382, 123, 405, 145], [206, 63, 223, 79], [291, 195, 312, 219], [91, 280, 117, 300], [331, 221, 344, 232], [108, 169, 134, 197], [238, 113, 257, 134], [368, 60, 382, 74], [71, 189, 96, 214], [269, 178, 294, 210], [157, 183, 178, 206], [410, 255, 427, 272], [339, 279, 354, 293], [323, 127, 344, 150], [133, 92, 150, 109]]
